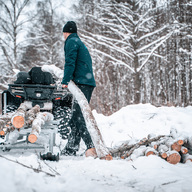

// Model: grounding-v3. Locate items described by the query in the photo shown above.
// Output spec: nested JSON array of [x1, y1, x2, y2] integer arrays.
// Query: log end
[[177, 140, 184, 145], [146, 151, 155, 156], [100, 154, 113, 161], [161, 152, 168, 159], [28, 134, 37, 143], [0, 130, 5, 136], [171, 142, 181, 152], [181, 148, 188, 154], [12, 116, 25, 129], [167, 153, 181, 164], [153, 144, 158, 150]]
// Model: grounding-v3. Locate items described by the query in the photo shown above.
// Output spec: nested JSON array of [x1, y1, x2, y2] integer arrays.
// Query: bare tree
[[0, 0, 31, 71], [78, 0, 192, 114], [20, 0, 65, 70]]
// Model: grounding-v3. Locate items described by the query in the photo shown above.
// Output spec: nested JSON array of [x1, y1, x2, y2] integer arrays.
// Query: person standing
[[61, 21, 97, 157]]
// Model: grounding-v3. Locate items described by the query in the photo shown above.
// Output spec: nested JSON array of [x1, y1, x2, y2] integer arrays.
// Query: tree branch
[[0, 154, 56, 177]]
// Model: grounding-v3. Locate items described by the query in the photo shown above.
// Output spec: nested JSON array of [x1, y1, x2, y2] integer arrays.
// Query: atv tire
[[52, 106, 72, 139]]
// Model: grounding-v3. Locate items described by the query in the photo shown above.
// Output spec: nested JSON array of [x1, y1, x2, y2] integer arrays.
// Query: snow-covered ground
[[1, 104, 192, 192]]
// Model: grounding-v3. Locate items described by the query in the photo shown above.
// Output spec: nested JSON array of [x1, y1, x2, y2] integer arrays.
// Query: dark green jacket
[[62, 33, 96, 87]]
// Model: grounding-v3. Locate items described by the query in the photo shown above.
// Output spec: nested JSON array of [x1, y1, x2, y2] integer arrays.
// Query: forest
[[0, 0, 192, 115]]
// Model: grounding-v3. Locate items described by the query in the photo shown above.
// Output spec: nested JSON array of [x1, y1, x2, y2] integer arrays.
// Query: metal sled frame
[[0, 121, 58, 153], [0, 91, 60, 161]]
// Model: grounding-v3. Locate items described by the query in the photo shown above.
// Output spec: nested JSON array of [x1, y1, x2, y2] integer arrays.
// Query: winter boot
[[61, 148, 76, 156], [85, 148, 97, 158]]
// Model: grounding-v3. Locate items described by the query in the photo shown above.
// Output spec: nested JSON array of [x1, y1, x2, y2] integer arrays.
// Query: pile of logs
[[110, 128, 192, 164], [0, 103, 53, 143]]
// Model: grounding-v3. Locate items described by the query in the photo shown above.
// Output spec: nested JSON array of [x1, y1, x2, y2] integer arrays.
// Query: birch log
[[11, 103, 28, 129], [25, 105, 40, 126], [145, 147, 157, 156], [0, 121, 13, 136], [166, 151, 181, 164], [28, 112, 54, 143], [181, 146, 188, 154], [68, 81, 111, 159], [170, 128, 186, 145], [165, 138, 181, 152], [182, 153, 192, 163], [158, 144, 169, 159]]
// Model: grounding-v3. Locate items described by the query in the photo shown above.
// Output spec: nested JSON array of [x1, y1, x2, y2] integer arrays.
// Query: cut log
[[28, 112, 54, 143], [149, 142, 158, 150], [170, 128, 187, 145], [25, 105, 40, 126], [0, 128, 5, 136], [181, 146, 188, 154], [11, 103, 28, 129], [158, 145, 169, 159], [0, 120, 6, 135], [184, 136, 192, 151], [166, 151, 181, 164], [182, 153, 192, 163], [160, 152, 168, 159], [165, 138, 181, 152], [0, 121, 14, 136], [68, 81, 112, 159], [171, 142, 182, 152], [110, 135, 165, 158], [145, 147, 157, 156]]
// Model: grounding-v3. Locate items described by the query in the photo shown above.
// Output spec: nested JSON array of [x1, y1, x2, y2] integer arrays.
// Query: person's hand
[[62, 84, 68, 88]]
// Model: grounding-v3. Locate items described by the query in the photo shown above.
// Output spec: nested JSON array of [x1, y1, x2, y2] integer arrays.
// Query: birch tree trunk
[[68, 81, 111, 158]]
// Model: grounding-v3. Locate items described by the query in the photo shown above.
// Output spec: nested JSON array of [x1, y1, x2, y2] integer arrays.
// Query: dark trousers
[[62, 84, 95, 155]]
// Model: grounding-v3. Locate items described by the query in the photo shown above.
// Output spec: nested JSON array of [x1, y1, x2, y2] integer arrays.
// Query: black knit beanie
[[63, 21, 77, 33]]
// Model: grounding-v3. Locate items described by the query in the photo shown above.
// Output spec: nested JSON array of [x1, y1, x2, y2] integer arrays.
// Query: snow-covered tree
[[78, 0, 192, 114], [0, 0, 31, 71]]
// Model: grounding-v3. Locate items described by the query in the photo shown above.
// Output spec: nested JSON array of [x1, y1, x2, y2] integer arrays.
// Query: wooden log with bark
[[109, 129, 192, 164], [180, 146, 188, 154], [0, 121, 14, 136], [25, 105, 40, 126], [11, 103, 28, 129], [165, 138, 182, 152], [181, 153, 192, 163], [68, 81, 112, 160], [145, 147, 157, 156], [28, 112, 54, 143], [166, 151, 181, 164], [158, 144, 169, 159], [110, 135, 165, 158]]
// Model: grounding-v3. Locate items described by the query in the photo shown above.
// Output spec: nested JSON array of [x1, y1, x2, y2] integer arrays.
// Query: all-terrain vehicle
[[0, 68, 73, 161]]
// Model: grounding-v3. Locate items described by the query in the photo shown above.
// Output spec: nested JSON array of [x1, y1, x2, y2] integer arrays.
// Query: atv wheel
[[52, 106, 72, 139]]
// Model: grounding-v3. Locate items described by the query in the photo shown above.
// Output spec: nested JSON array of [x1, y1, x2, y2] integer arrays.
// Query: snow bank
[[1, 104, 192, 192]]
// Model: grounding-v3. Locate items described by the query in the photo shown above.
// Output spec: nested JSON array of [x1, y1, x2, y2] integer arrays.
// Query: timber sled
[[0, 72, 73, 161]]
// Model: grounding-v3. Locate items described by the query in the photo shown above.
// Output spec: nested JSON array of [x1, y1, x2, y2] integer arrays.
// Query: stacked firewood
[[110, 129, 192, 164], [0, 103, 53, 143]]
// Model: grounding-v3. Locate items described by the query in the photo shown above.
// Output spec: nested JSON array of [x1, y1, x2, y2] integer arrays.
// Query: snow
[[1, 104, 192, 192]]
